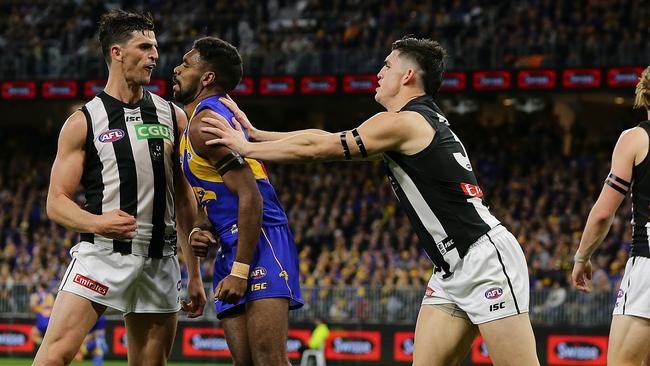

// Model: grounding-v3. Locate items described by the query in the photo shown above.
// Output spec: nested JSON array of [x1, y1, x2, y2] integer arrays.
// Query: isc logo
[[251, 282, 267, 292], [98, 129, 125, 143], [484, 287, 503, 300], [489, 302, 505, 312]]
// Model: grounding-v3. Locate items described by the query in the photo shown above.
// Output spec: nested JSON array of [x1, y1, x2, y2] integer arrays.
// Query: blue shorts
[[213, 224, 303, 319], [35, 315, 49, 335]]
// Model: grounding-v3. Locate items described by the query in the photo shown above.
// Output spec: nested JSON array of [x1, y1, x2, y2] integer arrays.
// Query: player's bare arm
[[572, 127, 644, 292], [47, 111, 137, 240], [192, 108, 263, 305], [187, 202, 217, 258], [172, 104, 207, 318], [200, 109, 429, 163], [219, 95, 330, 141]]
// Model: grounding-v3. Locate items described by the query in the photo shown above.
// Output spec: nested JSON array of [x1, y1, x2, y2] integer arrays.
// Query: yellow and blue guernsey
[[180, 95, 303, 318], [33, 290, 54, 335]]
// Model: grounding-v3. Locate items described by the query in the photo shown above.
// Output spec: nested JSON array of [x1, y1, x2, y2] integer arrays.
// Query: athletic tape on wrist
[[188, 227, 201, 245], [230, 261, 250, 279], [573, 252, 589, 263]]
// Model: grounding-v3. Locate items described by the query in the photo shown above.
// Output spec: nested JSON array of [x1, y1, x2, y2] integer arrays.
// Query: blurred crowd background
[[0, 0, 648, 325], [1, 0, 649, 78]]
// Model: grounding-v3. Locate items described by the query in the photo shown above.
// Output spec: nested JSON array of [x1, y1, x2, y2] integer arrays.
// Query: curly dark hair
[[193, 37, 243, 93]]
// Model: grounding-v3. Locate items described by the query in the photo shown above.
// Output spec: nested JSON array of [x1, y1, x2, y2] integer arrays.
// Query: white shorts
[[422, 225, 530, 324], [613, 256, 650, 318], [59, 241, 181, 314]]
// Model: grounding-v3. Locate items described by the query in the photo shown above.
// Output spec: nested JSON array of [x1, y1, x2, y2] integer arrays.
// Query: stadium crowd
[[1, 0, 648, 78]]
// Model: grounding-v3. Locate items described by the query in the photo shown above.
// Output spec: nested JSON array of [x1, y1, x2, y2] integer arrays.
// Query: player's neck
[[104, 74, 145, 105], [184, 90, 220, 119], [385, 90, 427, 112]]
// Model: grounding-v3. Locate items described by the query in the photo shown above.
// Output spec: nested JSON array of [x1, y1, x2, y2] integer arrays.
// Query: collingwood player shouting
[[200, 37, 540, 366], [34, 10, 206, 366], [572, 66, 650, 366]]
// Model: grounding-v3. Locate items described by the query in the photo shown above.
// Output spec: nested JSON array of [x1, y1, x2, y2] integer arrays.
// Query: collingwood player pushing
[[200, 37, 539, 366], [572, 66, 650, 366], [34, 10, 206, 366]]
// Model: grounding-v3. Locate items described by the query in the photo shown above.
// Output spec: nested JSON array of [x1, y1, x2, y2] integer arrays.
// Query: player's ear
[[111, 44, 123, 63], [402, 68, 416, 85], [202, 71, 216, 87]]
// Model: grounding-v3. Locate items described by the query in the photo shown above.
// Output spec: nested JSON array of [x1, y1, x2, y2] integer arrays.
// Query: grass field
[[0, 359, 231, 366]]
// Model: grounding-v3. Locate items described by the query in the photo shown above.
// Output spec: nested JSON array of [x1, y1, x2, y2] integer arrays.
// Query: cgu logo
[[98, 129, 125, 143], [484, 287, 503, 300], [250, 267, 267, 280]]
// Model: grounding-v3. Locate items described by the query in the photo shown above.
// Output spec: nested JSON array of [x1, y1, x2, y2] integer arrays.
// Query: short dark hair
[[98, 9, 155, 65], [391, 37, 446, 95], [193, 37, 243, 93]]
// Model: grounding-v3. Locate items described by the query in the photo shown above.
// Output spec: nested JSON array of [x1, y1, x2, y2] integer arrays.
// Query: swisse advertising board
[[472, 71, 511, 91], [440, 72, 467, 92], [259, 76, 295, 96], [547, 335, 607, 366], [230, 77, 254, 96], [471, 336, 492, 364], [182, 327, 231, 357], [42, 80, 78, 99], [112, 326, 128, 355], [287, 329, 311, 360], [325, 330, 381, 361], [1, 81, 36, 100], [0, 320, 613, 364], [393, 331, 415, 362], [301, 76, 337, 94], [0, 324, 33, 353], [180, 327, 311, 359]]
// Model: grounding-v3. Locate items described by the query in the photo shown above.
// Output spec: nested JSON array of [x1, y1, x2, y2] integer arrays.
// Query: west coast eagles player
[[173, 37, 303, 366]]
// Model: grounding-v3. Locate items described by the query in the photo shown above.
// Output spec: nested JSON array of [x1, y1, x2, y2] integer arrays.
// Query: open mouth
[[144, 65, 155, 73]]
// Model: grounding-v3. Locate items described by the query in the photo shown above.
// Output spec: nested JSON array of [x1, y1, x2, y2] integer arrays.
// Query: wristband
[[230, 261, 250, 279], [188, 227, 201, 245], [574, 252, 589, 263]]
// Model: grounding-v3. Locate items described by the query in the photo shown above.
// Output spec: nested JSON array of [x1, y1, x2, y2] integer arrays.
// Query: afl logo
[[98, 129, 125, 143], [250, 267, 267, 280], [485, 287, 503, 300]]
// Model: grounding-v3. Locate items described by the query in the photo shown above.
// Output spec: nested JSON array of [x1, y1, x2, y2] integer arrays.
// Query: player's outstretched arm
[[219, 95, 330, 141], [172, 104, 207, 318], [200, 111, 412, 163], [572, 127, 642, 292], [47, 111, 137, 240], [191, 109, 263, 305]]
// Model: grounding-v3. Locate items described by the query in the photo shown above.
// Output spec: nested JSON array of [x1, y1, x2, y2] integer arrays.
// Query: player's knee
[[35, 351, 76, 366], [413, 349, 464, 366], [231, 355, 254, 366], [140, 348, 171, 366], [251, 340, 287, 366]]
